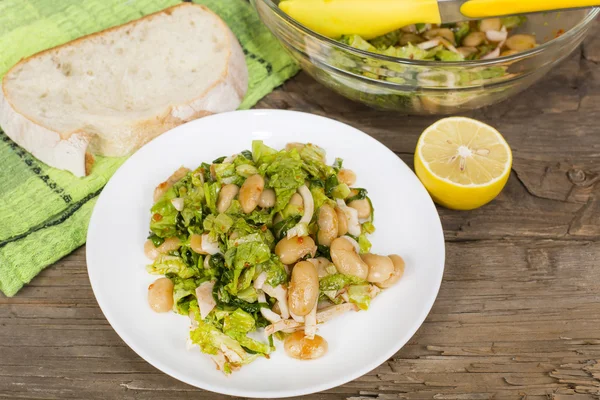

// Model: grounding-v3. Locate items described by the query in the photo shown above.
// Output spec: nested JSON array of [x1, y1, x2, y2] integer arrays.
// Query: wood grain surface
[[1, 21, 599, 400]]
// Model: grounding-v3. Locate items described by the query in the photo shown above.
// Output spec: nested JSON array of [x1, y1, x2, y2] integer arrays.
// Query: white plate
[[87, 110, 445, 398]]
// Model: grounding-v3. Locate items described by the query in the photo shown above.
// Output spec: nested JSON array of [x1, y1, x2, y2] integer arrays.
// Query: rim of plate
[[86, 109, 445, 398]]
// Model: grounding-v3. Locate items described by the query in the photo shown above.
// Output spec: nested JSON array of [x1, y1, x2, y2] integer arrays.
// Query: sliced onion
[[289, 310, 305, 323], [287, 185, 314, 238], [438, 37, 459, 54], [170, 197, 184, 211], [253, 272, 267, 290], [220, 344, 242, 363], [482, 47, 501, 59], [261, 308, 282, 324], [316, 303, 358, 323], [304, 303, 318, 339], [262, 283, 290, 319], [223, 153, 238, 163], [336, 199, 361, 236], [257, 290, 282, 323], [265, 319, 302, 336], [486, 29, 508, 43], [195, 280, 216, 320], [417, 38, 441, 50], [209, 350, 227, 371], [201, 233, 220, 255]]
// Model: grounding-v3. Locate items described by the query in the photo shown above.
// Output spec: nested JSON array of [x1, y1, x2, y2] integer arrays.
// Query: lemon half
[[414, 117, 512, 210]]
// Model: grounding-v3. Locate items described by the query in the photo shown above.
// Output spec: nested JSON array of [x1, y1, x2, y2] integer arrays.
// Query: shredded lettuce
[[319, 273, 365, 291], [203, 182, 220, 215], [171, 276, 203, 315], [258, 146, 307, 212], [145, 140, 383, 374], [258, 256, 289, 287], [252, 140, 277, 164], [149, 187, 179, 238], [147, 255, 198, 279], [223, 309, 270, 355], [347, 284, 372, 311], [358, 234, 372, 254]]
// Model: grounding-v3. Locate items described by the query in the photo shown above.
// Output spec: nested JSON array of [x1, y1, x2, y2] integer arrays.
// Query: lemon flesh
[[414, 117, 512, 210]]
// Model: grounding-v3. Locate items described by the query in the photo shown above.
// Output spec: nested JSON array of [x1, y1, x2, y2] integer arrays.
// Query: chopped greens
[[144, 141, 404, 374]]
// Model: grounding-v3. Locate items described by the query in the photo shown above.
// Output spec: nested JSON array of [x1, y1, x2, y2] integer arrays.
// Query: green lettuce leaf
[[358, 234, 372, 254], [258, 256, 289, 287], [203, 182, 220, 215], [147, 255, 198, 279], [237, 286, 258, 303], [259, 149, 307, 212], [319, 273, 365, 291], [203, 213, 234, 239], [298, 144, 334, 179], [331, 183, 351, 199], [272, 215, 301, 240], [237, 266, 256, 292], [223, 309, 270, 355], [252, 140, 277, 164], [171, 277, 201, 315], [369, 29, 401, 49], [213, 162, 243, 185], [501, 15, 527, 29], [454, 22, 471, 44], [190, 320, 249, 373], [436, 49, 464, 62], [347, 284, 372, 311], [225, 236, 271, 295], [310, 185, 334, 212], [149, 187, 179, 238], [246, 208, 274, 225], [381, 43, 431, 60]]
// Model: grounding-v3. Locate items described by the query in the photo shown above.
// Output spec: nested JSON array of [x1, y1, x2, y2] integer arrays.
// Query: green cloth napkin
[[0, 0, 299, 296]]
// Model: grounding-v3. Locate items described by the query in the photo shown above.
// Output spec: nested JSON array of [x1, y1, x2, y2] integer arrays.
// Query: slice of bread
[[0, 3, 248, 176]]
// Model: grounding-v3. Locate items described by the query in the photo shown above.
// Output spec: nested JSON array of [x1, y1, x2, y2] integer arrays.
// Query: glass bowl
[[252, 0, 599, 115]]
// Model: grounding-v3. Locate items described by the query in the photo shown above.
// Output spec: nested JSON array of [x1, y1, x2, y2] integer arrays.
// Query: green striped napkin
[[0, 0, 299, 296]]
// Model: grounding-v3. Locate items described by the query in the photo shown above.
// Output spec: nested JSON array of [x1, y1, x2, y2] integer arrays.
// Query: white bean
[[239, 174, 265, 214], [376, 255, 405, 288], [258, 188, 276, 208], [348, 198, 371, 220], [337, 169, 356, 186], [288, 261, 319, 316], [330, 237, 368, 280], [462, 32, 486, 47], [361, 254, 395, 283], [144, 237, 181, 260], [148, 277, 174, 313], [505, 34, 536, 51], [335, 206, 348, 236], [317, 204, 338, 246], [153, 167, 190, 203], [275, 236, 317, 265], [217, 184, 239, 213], [284, 331, 328, 360], [479, 18, 502, 32]]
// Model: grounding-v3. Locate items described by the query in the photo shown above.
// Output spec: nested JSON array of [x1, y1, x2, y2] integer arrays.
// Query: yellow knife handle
[[461, 0, 600, 18], [279, 0, 442, 39]]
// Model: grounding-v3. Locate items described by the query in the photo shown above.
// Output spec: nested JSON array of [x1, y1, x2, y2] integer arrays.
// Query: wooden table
[[2, 24, 599, 400]]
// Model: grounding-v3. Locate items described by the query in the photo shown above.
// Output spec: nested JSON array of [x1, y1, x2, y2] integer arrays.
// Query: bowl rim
[[258, 1, 599, 66]]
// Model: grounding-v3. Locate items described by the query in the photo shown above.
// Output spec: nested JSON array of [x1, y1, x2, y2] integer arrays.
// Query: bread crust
[[0, 3, 248, 176]]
